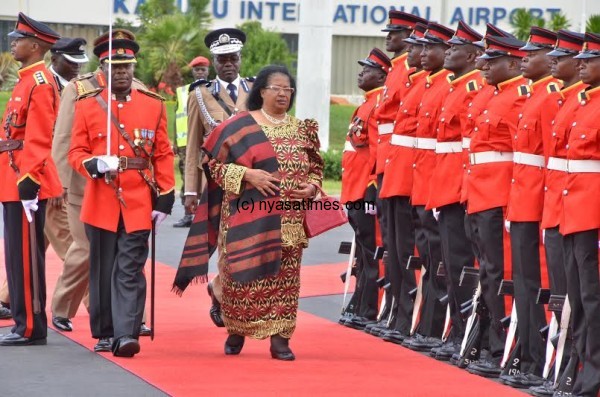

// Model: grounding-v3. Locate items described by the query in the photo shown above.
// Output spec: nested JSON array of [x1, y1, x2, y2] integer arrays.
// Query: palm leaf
[[587, 15, 600, 33]]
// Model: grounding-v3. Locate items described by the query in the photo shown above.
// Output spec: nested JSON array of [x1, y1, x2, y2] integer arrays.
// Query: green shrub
[[321, 148, 342, 181]]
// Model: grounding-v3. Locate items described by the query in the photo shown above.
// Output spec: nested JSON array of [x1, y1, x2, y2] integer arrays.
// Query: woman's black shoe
[[224, 334, 245, 355], [270, 334, 295, 361]]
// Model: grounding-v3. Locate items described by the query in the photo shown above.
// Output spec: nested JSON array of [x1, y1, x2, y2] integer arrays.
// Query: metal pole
[[581, 0, 587, 33], [106, 0, 113, 157]]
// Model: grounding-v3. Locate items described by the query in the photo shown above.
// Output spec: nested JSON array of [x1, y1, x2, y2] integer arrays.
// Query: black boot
[[173, 214, 193, 228], [224, 334, 245, 355], [270, 334, 295, 361]]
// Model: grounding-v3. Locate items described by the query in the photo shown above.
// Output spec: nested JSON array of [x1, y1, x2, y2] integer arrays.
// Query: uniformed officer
[[68, 33, 175, 357], [51, 29, 153, 336], [466, 36, 529, 377], [49, 37, 88, 93], [0, 13, 61, 346], [502, 27, 562, 389], [559, 32, 600, 397], [340, 48, 390, 330], [371, 11, 426, 341], [426, 21, 483, 361], [173, 55, 211, 228], [182, 28, 253, 327]]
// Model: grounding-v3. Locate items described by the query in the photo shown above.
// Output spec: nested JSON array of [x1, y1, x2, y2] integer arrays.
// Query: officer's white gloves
[[504, 219, 511, 233], [96, 155, 120, 173], [365, 202, 377, 215], [433, 208, 440, 221], [151, 210, 168, 229], [21, 197, 39, 223]]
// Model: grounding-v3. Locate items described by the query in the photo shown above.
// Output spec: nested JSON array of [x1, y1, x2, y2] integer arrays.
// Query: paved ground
[[0, 201, 353, 395]]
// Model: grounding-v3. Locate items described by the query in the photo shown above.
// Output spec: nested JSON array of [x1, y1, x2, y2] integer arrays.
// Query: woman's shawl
[[173, 112, 282, 294]]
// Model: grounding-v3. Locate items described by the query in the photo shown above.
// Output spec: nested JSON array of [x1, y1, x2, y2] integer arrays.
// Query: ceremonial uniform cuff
[[155, 189, 175, 214], [223, 164, 247, 195], [17, 174, 40, 200]]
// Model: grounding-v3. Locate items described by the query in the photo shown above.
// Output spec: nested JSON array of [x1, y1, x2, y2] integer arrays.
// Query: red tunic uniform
[[341, 87, 382, 204], [541, 81, 587, 229], [428, 70, 483, 209], [69, 88, 175, 233], [0, 61, 62, 202], [379, 69, 429, 199], [374, 53, 411, 176], [467, 76, 529, 214], [411, 69, 453, 206], [560, 86, 600, 235]]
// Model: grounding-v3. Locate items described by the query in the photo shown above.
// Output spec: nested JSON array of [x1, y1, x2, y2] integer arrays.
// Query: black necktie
[[227, 83, 237, 103]]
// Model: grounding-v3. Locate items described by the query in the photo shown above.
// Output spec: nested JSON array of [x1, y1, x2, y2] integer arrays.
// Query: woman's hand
[[243, 169, 280, 197], [290, 183, 317, 200]]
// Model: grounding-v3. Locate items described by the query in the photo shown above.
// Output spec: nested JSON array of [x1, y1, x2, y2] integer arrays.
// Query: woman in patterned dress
[[203, 66, 323, 361]]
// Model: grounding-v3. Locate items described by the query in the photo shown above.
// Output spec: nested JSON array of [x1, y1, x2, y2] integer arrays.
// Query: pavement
[[0, 201, 354, 395]]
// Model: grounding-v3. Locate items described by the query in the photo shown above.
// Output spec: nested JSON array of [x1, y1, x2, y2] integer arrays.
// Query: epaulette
[[188, 78, 210, 92], [74, 72, 94, 82], [137, 87, 165, 101], [466, 80, 479, 92], [518, 85, 532, 96], [33, 71, 48, 85], [76, 87, 103, 100], [244, 76, 256, 83], [578, 90, 588, 104], [547, 82, 560, 93]]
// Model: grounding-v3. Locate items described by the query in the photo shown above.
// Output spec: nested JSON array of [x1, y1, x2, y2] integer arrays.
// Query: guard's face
[[10, 37, 35, 62], [407, 44, 423, 68], [213, 52, 241, 83], [103, 62, 134, 93], [480, 56, 519, 86], [421, 43, 448, 72], [521, 49, 552, 80], [53, 54, 82, 81], [386, 30, 409, 53], [578, 57, 600, 86], [444, 44, 470, 72], [192, 65, 209, 80], [261, 73, 293, 113], [550, 55, 579, 81], [357, 65, 384, 92]]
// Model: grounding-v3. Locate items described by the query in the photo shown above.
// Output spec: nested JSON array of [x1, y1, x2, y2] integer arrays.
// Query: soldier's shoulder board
[[518, 85, 532, 96], [466, 80, 479, 92], [244, 76, 256, 83], [547, 82, 560, 93], [137, 88, 165, 102], [74, 72, 94, 82], [76, 87, 103, 100], [33, 71, 49, 85], [188, 78, 209, 92]]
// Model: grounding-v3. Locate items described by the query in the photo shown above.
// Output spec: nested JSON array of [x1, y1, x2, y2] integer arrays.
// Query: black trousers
[[544, 226, 568, 297], [347, 204, 379, 320], [86, 218, 150, 340], [564, 229, 600, 397], [3, 201, 47, 339], [383, 196, 416, 334], [510, 221, 546, 375], [469, 207, 507, 358], [438, 203, 475, 341], [375, 175, 393, 318], [413, 205, 446, 337]]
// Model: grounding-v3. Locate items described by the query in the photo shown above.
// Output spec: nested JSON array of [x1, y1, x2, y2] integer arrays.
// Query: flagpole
[[106, 0, 113, 158]]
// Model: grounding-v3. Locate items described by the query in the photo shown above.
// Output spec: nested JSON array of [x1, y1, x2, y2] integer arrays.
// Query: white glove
[[96, 155, 119, 173], [542, 229, 546, 245], [151, 210, 168, 229], [21, 197, 39, 223], [504, 219, 511, 233], [432, 208, 440, 221], [365, 202, 377, 215]]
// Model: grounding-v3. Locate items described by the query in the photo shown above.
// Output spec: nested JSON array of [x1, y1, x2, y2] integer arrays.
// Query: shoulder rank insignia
[[188, 78, 210, 93], [245, 76, 256, 83], [76, 87, 102, 100], [466, 80, 479, 92], [518, 85, 532, 96], [137, 88, 165, 101], [33, 71, 48, 85], [74, 72, 94, 82], [578, 90, 588, 104], [547, 82, 559, 93]]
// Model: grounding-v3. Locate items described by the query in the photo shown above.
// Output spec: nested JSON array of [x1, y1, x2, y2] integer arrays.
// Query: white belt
[[378, 123, 394, 135], [390, 135, 416, 147], [435, 141, 463, 153], [513, 152, 545, 167], [547, 157, 567, 172], [414, 137, 437, 150], [462, 137, 471, 149], [567, 159, 600, 173], [343, 141, 356, 152], [469, 151, 514, 165]]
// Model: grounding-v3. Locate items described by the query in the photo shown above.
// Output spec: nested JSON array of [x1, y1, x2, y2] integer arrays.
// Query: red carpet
[[0, 244, 525, 396]]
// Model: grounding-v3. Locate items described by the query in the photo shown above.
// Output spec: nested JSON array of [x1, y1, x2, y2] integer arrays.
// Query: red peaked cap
[[358, 48, 392, 72], [8, 12, 60, 44], [382, 10, 428, 32]]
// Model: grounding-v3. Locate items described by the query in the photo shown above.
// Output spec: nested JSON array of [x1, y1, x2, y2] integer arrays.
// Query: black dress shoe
[[224, 334, 245, 355], [529, 380, 555, 397], [0, 305, 11, 320], [346, 317, 376, 330], [94, 337, 112, 352], [467, 358, 502, 378], [207, 283, 225, 328], [0, 332, 46, 346], [112, 336, 140, 358], [173, 214, 193, 228], [431, 340, 458, 360], [270, 334, 295, 361], [408, 336, 442, 352], [502, 372, 544, 388], [52, 316, 73, 332], [139, 323, 151, 337], [381, 330, 408, 344]]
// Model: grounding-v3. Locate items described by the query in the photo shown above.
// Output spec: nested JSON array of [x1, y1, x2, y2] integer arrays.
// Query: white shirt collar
[[49, 65, 70, 88], [217, 75, 240, 90]]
